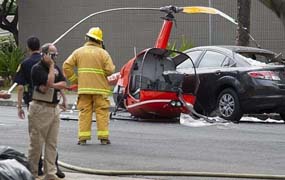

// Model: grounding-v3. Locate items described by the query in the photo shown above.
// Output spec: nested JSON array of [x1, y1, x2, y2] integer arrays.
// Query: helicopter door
[[140, 48, 195, 92], [128, 48, 196, 99], [140, 49, 175, 91]]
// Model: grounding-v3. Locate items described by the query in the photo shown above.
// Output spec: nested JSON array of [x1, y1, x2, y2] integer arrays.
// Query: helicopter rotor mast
[[154, 5, 183, 49]]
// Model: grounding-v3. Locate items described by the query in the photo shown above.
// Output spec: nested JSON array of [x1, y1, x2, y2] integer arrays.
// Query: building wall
[[18, 0, 285, 70]]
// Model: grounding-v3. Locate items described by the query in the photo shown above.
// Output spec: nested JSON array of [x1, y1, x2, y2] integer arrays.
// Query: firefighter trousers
[[77, 94, 110, 141]]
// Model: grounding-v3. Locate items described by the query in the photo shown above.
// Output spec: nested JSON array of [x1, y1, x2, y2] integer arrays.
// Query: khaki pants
[[77, 94, 110, 141], [28, 101, 60, 180]]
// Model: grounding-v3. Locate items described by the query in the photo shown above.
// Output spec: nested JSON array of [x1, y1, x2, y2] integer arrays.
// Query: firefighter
[[63, 27, 115, 145]]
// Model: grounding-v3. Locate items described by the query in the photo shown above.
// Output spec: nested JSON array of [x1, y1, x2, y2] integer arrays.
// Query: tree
[[259, 0, 285, 27], [236, 0, 251, 46], [0, 0, 18, 45]]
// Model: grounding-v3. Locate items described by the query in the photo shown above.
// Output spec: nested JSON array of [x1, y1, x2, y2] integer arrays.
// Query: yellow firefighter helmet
[[86, 27, 103, 41]]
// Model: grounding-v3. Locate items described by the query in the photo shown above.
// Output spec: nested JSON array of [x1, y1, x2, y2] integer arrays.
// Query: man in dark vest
[[14, 37, 65, 178]]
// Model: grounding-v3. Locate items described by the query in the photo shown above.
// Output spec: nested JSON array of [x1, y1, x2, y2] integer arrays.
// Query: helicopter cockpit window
[[140, 52, 176, 91]]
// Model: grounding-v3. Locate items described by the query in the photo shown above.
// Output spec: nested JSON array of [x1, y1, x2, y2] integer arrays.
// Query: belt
[[32, 100, 58, 108]]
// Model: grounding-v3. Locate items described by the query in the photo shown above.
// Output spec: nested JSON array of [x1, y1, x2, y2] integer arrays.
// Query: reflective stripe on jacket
[[63, 41, 115, 95]]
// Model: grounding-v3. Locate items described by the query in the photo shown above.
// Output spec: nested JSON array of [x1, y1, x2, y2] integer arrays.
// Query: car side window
[[222, 58, 236, 67], [198, 51, 226, 68], [176, 51, 202, 69]]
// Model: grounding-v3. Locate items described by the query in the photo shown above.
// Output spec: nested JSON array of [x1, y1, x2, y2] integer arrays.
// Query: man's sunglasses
[[48, 53, 58, 59]]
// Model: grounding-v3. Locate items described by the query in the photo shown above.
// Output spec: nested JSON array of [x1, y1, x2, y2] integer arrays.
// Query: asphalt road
[[1, 106, 285, 180]]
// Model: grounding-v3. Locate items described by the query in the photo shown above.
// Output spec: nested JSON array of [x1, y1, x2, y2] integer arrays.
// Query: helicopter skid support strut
[[184, 103, 217, 123], [177, 91, 228, 124]]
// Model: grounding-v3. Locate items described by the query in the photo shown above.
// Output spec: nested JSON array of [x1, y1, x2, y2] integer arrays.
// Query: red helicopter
[[108, 5, 238, 120]]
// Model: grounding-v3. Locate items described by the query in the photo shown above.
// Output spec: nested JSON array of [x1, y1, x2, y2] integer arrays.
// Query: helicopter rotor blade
[[52, 7, 160, 45], [52, 6, 237, 45], [182, 6, 237, 25]]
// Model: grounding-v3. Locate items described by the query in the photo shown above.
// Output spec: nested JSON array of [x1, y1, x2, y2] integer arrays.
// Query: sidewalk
[[0, 92, 115, 108]]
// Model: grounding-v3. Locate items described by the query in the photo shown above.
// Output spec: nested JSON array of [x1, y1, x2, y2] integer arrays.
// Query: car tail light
[[248, 71, 281, 81]]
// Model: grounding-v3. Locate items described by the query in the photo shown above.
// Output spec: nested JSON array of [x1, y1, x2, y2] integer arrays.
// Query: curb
[[0, 100, 17, 107], [0, 100, 74, 108], [0, 99, 116, 112]]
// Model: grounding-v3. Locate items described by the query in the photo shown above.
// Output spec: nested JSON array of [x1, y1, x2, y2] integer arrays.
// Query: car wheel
[[279, 113, 285, 123], [217, 88, 243, 123]]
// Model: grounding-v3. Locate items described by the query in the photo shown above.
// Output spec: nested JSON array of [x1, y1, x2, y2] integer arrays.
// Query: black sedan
[[177, 46, 285, 123]]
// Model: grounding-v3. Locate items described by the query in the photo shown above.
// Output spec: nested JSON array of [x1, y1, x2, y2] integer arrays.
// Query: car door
[[194, 50, 228, 114]]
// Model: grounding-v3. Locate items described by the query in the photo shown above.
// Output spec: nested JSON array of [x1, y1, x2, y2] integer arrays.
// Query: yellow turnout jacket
[[63, 41, 115, 95]]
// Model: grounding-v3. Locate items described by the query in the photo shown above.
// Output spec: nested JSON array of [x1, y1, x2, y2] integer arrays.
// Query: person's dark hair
[[27, 36, 40, 51]]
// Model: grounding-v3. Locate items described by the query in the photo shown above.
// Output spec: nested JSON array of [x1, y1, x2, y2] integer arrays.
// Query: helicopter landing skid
[[110, 110, 139, 121]]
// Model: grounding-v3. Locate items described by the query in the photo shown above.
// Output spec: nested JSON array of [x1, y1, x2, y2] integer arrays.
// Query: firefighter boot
[[100, 139, 111, 145], [77, 140, 87, 145]]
